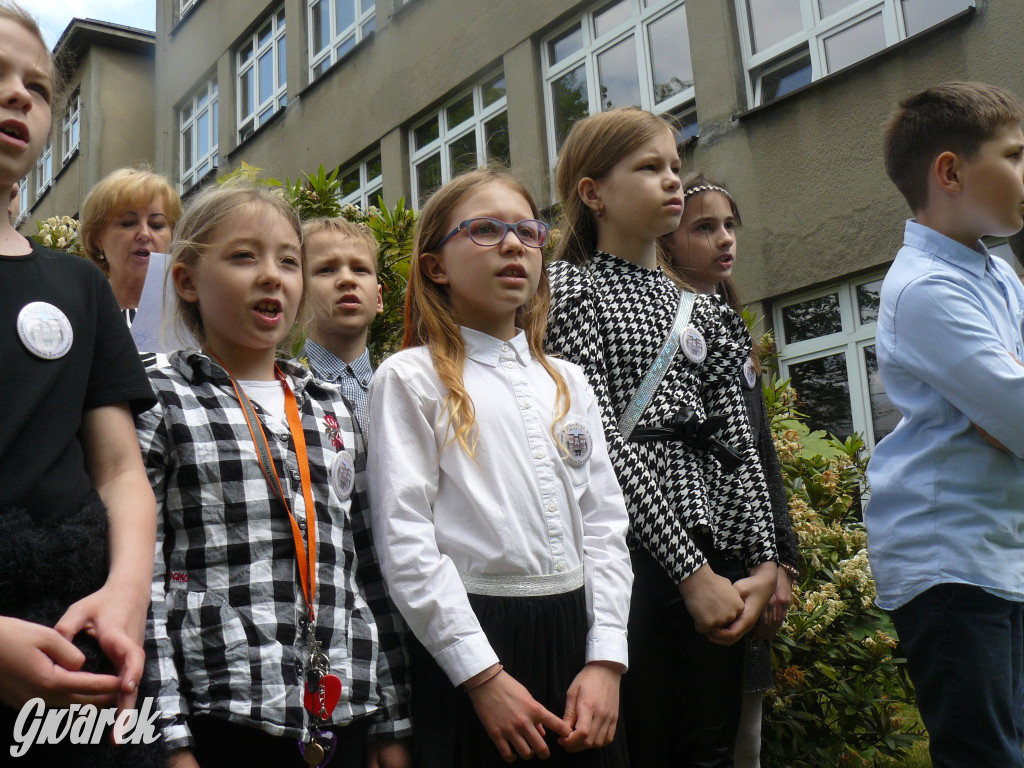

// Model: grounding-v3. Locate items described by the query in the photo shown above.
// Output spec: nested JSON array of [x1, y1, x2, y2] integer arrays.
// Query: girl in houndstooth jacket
[[545, 107, 779, 768]]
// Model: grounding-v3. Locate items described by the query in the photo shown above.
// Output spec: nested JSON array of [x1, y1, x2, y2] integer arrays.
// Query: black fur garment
[[0, 492, 168, 767]]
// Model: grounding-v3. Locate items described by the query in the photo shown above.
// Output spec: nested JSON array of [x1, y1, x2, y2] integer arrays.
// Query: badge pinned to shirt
[[742, 357, 758, 389], [17, 302, 73, 360], [561, 421, 593, 467], [329, 449, 355, 500], [680, 325, 707, 364]]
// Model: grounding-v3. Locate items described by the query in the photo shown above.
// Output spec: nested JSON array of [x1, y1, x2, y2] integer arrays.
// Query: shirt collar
[[303, 340, 374, 388], [904, 219, 992, 278], [461, 326, 530, 367], [171, 348, 321, 397]]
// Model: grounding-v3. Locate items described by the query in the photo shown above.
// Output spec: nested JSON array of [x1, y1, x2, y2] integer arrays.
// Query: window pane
[[279, 37, 287, 88], [863, 345, 900, 443], [336, 35, 355, 59], [549, 24, 583, 65], [258, 20, 272, 48], [197, 111, 209, 157], [761, 52, 812, 101], [668, 106, 699, 141], [71, 120, 79, 146], [648, 5, 692, 104], [181, 124, 193, 172], [788, 353, 853, 440], [448, 130, 478, 176], [341, 167, 361, 197], [482, 73, 506, 107], [902, 0, 970, 36], [367, 154, 382, 180], [818, 0, 857, 19], [823, 13, 885, 73], [240, 42, 254, 64], [747, 0, 802, 53], [593, 0, 630, 38], [182, 101, 193, 122], [212, 99, 218, 143], [484, 112, 510, 166], [259, 50, 274, 103], [335, 0, 356, 32], [312, 0, 329, 53], [416, 153, 442, 206], [414, 117, 439, 149], [446, 93, 474, 130], [241, 69, 254, 116], [551, 64, 589, 149], [856, 279, 882, 325], [362, 16, 375, 34], [782, 292, 842, 344], [597, 35, 641, 110]]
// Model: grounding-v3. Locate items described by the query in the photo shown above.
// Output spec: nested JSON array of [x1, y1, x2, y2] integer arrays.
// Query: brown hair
[[553, 107, 676, 266], [302, 217, 379, 274], [80, 167, 183, 272], [883, 81, 1024, 213], [0, 3, 58, 117], [404, 168, 570, 456], [167, 182, 306, 348]]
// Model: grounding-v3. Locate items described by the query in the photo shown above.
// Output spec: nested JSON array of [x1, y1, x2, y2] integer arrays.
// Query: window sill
[[229, 106, 287, 158], [54, 148, 79, 183], [735, 6, 975, 120]]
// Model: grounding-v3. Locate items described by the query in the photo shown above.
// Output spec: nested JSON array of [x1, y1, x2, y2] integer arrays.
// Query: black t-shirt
[[1, 242, 156, 522]]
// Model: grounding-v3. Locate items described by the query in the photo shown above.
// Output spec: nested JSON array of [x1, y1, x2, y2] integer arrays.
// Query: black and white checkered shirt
[[137, 351, 411, 750], [547, 252, 776, 583]]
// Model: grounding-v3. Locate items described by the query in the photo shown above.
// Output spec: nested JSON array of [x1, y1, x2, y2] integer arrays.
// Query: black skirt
[[410, 585, 629, 768]]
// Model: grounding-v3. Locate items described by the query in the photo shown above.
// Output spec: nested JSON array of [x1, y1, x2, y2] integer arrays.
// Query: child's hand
[[466, 665, 572, 762], [0, 615, 121, 710], [752, 566, 794, 642], [367, 738, 411, 768], [677, 564, 744, 633], [54, 581, 149, 715], [558, 661, 623, 753], [168, 748, 201, 768], [708, 562, 778, 646]]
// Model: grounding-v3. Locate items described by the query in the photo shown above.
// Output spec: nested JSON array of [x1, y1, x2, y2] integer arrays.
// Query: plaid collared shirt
[[136, 351, 411, 751], [303, 340, 373, 437]]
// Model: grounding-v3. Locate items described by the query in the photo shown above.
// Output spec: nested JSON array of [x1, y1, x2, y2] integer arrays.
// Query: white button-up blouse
[[367, 327, 632, 686]]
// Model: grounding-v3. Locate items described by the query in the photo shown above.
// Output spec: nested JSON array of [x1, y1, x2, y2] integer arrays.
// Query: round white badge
[[743, 358, 758, 389], [561, 421, 593, 468], [680, 325, 707, 364], [329, 449, 355, 500], [17, 302, 73, 360]]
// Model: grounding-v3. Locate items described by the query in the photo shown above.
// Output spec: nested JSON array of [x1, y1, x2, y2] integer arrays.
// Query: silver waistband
[[459, 566, 585, 597]]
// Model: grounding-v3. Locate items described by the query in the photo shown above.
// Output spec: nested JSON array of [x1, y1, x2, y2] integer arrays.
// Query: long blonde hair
[[403, 168, 570, 456], [554, 107, 676, 266]]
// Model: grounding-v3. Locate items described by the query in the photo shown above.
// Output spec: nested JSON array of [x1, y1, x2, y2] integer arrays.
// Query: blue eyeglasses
[[433, 217, 550, 250]]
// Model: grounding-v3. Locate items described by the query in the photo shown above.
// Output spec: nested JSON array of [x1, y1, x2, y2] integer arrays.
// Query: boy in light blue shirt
[[868, 81, 1024, 768]]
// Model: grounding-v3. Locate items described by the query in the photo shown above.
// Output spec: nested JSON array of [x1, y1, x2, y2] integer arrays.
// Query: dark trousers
[[623, 547, 746, 768], [889, 583, 1024, 768], [189, 714, 370, 767]]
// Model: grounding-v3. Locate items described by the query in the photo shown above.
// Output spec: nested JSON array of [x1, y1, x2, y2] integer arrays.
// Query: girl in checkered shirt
[[136, 184, 411, 768], [545, 108, 778, 768]]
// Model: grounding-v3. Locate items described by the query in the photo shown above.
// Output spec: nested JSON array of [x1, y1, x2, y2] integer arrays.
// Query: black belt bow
[[629, 405, 744, 472]]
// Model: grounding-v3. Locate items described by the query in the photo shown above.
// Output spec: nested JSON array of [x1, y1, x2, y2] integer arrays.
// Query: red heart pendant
[[304, 674, 342, 718]]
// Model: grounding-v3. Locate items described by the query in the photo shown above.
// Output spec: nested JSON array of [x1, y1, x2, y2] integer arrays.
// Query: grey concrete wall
[[683, 0, 1020, 305]]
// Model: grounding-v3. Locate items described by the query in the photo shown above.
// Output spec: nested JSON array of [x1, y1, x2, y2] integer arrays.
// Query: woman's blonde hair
[[80, 167, 183, 272], [553, 107, 676, 267], [167, 182, 306, 349], [403, 168, 570, 456]]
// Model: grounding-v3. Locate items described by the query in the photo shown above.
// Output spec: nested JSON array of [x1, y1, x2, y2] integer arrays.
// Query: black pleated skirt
[[410, 586, 629, 768]]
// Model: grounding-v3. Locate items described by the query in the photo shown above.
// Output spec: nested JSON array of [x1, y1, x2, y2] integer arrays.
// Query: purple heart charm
[[298, 729, 338, 767]]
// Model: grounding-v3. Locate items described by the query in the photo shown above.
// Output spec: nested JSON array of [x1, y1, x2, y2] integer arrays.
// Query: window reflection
[[747, 0, 802, 52], [818, 0, 857, 19], [594, 0, 630, 37], [863, 345, 900, 442], [856, 279, 882, 325], [597, 35, 641, 110], [648, 5, 692, 104], [902, 0, 970, 36], [782, 293, 842, 344], [788, 353, 854, 440], [552, 65, 589, 148], [823, 13, 885, 73]]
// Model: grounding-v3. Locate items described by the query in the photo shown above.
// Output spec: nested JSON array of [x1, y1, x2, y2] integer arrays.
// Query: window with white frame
[[180, 78, 219, 192], [339, 151, 383, 210], [237, 6, 287, 142], [409, 70, 509, 207], [772, 272, 898, 450], [308, 0, 375, 79], [60, 90, 80, 165], [736, 0, 974, 106], [541, 0, 697, 163], [35, 142, 52, 196], [15, 175, 27, 222], [180, 0, 199, 18]]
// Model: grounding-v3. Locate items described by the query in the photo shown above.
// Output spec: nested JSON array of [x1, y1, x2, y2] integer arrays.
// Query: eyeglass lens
[[466, 218, 547, 247]]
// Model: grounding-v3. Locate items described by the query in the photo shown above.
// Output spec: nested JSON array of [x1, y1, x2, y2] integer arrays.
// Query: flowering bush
[[32, 215, 84, 257], [760, 376, 923, 767]]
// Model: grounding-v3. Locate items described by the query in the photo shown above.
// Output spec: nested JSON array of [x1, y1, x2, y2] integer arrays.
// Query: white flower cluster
[[35, 216, 84, 256]]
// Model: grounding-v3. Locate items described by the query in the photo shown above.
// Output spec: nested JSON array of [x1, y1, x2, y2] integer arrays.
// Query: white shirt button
[[522, 399, 532, 409], [546, 500, 557, 512], [555, 562, 566, 572], [504, 361, 515, 369], [533, 448, 546, 459], [502, 344, 510, 352]]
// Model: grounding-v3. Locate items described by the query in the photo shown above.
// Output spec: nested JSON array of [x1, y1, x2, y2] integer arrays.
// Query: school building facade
[[35, 0, 1024, 449]]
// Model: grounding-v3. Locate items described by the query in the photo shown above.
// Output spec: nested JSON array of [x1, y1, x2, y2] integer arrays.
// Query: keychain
[[299, 630, 343, 767]]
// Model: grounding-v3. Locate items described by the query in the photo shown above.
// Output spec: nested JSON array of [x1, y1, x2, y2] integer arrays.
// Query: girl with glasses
[[367, 168, 633, 767], [546, 108, 778, 768]]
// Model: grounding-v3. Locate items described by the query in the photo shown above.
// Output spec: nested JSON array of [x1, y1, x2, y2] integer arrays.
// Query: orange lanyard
[[218, 358, 320, 623]]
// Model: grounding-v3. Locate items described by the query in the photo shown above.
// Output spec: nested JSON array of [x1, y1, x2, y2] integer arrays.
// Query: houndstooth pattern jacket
[[546, 251, 776, 584], [136, 351, 411, 751]]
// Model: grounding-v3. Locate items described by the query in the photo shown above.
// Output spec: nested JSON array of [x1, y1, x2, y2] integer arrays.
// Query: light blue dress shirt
[[866, 220, 1024, 610], [303, 340, 373, 436]]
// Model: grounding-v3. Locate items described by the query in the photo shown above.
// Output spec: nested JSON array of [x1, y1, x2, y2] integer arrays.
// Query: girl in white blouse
[[367, 169, 633, 768]]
